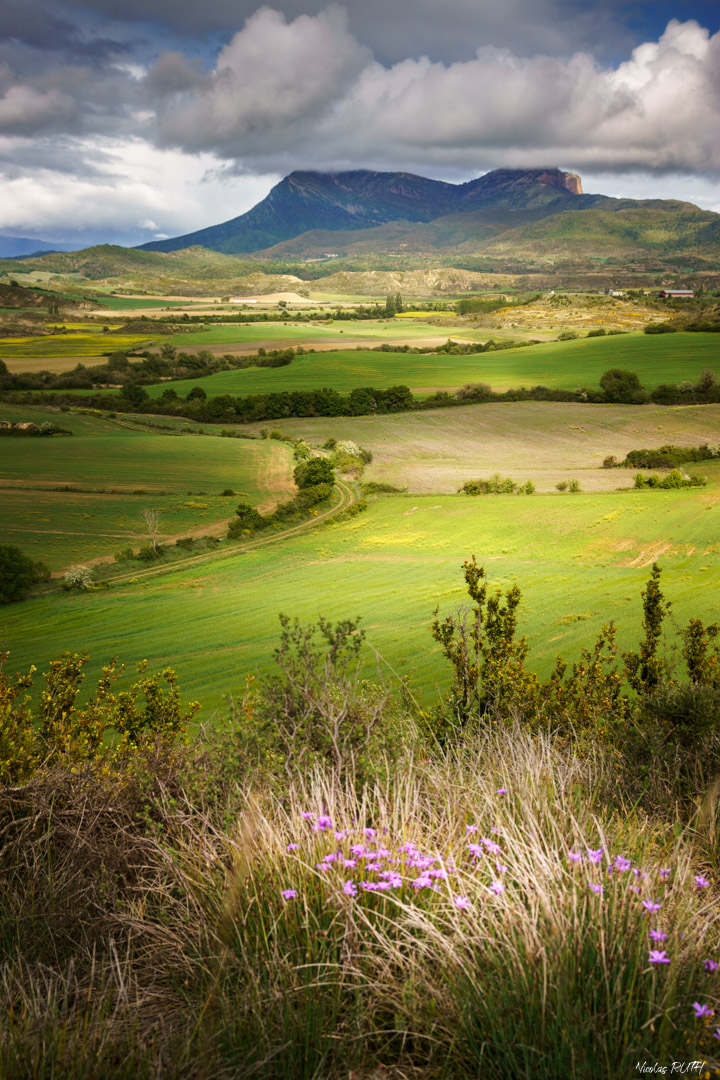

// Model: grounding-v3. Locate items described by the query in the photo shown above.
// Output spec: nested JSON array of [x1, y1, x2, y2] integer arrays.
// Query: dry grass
[[3, 724, 720, 1078]]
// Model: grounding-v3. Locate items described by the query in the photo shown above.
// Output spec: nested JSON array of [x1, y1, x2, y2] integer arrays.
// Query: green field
[[245, 400, 720, 493], [0, 330, 155, 370], [128, 332, 719, 399], [3, 473, 719, 718], [0, 405, 294, 567]]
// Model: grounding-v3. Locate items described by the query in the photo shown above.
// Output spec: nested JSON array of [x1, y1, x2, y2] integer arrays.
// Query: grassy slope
[[245, 400, 720, 493], [129, 332, 720, 398], [0, 405, 294, 566], [3, 471, 719, 716]]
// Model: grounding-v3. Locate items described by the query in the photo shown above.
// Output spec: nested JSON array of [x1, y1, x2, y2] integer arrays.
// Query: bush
[[644, 322, 678, 334], [62, 565, 93, 591], [294, 457, 335, 489], [0, 544, 50, 603], [235, 615, 407, 784], [137, 544, 160, 561], [568, 478, 581, 493], [599, 368, 645, 404], [461, 474, 528, 495], [603, 455, 619, 468], [227, 503, 266, 538], [114, 545, 135, 562], [556, 481, 568, 491], [220, 488, 235, 496]]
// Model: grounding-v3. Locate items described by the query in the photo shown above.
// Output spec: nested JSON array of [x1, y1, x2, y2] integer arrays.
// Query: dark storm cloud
[[147, 12, 720, 174], [45, 0, 641, 63]]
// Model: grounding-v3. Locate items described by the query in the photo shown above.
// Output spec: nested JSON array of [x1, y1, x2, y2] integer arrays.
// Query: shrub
[[556, 481, 568, 491], [294, 457, 335, 489], [62, 565, 93, 591], [234, 614, 407, 784], [461, 474, 527, 495], [220, 488, 235, 496], [599, 368, 645, 404], [175, 537, 195, 550], [227, 503, 266, 538], [568, 478, 581, 493], [586, 328, 606, 337], [137, 544, 160, 561], [603, 455, 619, 468], [114, 545, 135, 562], [0, 544, 50, 603], [644, 322, 678, 334]]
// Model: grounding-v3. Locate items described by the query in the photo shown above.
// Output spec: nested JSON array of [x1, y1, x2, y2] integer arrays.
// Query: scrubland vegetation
[[3, 562, 720, 1078], [2, 265, 720, 1077]]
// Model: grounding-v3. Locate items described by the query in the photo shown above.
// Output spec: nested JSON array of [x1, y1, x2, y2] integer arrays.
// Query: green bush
[[0, 544, 50, 603], [294, 457, 335, 489]]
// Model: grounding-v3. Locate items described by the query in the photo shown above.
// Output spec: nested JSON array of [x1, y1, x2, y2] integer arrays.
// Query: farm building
[[658, 289, 694, 298]]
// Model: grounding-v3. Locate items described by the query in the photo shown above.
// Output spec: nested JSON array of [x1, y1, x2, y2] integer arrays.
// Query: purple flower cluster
[[283, 812, 719, 1020]]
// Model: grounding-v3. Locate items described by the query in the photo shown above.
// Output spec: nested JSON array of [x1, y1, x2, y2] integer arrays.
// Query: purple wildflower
[[286, 843, 301, 851], [467, 844, 484, 858], [587, 848, 604, 864], [360, 881, 380, 891], [281, 888, 297, 900], [496, 788, 508, 795], [454, 896, 471, 909], [713, 1029, 720, 1041], [315, 863, 330, 872], [314, 815, 333, 832], [466, 825, 478, 835], [489, 880, 506, 894], [692, 1002, 715, 1019], [649, 950, 670, 964], [704, 960, 719, 974], [642, 900, 661, 914], [482, 838, 501, 855], [496, 862, 508, 874], [301, 812, 314, 820], [649, 929, 668, 942], [588, 883, 605, 895], [365, 861, 384, 873], [343, 880, 357, 897], [695, 875, 711, 889], [342, 859, 357, 869], [659, 868, 671, 880], [613, 856, 632, 873], [350, 844, 366, 857], [411, 875, 434, 890], [334, 831, 347, 840], [568, 852, 584, 863], [365, 828, 378, 838]]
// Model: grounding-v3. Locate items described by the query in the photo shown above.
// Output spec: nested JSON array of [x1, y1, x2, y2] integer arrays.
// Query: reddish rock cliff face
[[562, 172, 583, 195]]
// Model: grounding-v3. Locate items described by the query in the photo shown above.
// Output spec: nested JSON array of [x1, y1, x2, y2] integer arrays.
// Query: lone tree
[[141, 509, 162, 553]]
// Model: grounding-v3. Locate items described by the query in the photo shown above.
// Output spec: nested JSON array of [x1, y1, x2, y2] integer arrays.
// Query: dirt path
[[73, 478, 357, 586]]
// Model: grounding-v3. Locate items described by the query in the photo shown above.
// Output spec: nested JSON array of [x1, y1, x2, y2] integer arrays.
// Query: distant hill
[[0, 236, 79, 258], [139, 167, 597, 255]]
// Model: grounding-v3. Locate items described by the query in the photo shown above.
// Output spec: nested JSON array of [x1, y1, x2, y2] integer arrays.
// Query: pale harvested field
[[245, 401, 720, 494]]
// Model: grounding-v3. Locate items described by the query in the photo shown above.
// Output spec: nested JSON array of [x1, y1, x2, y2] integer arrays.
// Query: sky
[[1, 0, 719, 248]]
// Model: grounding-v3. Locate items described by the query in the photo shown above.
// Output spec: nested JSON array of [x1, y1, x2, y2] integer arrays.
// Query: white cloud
[[154, 6, 370, 151], [148, 14, 720, 174], [0, 136, 280, 240]]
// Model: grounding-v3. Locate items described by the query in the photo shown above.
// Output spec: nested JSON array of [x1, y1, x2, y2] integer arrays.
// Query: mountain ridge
[[139, 167, 594, 256]]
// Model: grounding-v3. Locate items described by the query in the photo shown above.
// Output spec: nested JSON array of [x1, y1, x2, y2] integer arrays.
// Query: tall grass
[[3, 725, 720, 1078]]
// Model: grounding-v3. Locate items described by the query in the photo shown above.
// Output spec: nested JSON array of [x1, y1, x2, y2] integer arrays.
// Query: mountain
[[139, 167, 595, 255], [0, 235, 80, 258]]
